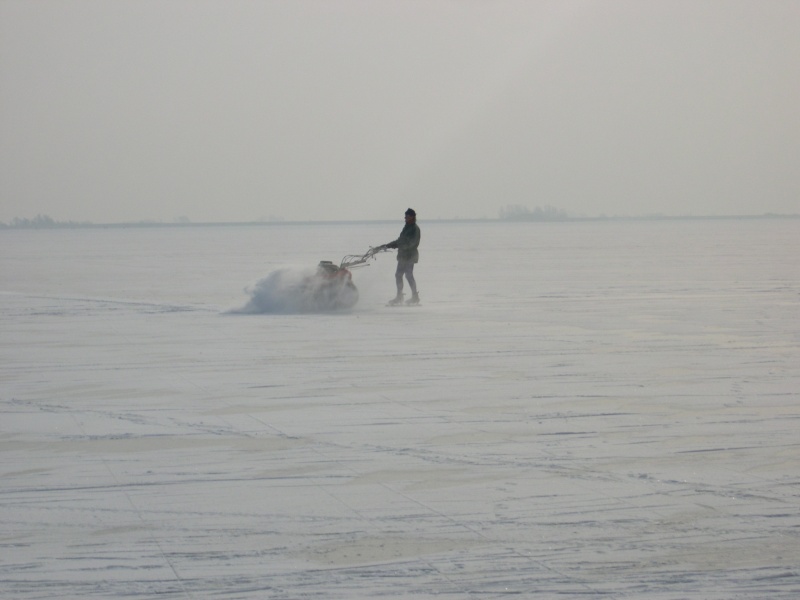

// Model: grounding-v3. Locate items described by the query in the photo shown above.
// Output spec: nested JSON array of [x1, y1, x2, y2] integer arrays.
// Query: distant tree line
[[0, 214, 94, 229], [499, 204, 569, 221]]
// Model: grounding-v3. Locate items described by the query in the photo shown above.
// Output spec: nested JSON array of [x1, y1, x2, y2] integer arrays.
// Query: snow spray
[[228, 267, 359, 314]]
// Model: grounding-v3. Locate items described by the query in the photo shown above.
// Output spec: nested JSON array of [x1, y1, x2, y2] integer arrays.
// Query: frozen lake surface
[[2, 220, 799, 599]]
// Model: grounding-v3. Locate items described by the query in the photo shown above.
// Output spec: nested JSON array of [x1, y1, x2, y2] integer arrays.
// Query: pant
[[395, 260, 417, 295]]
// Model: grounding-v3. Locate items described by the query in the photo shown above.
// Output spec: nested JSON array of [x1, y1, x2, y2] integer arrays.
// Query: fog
[[1, 0, 798, 223]]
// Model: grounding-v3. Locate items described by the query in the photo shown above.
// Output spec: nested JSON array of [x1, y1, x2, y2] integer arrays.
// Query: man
[[382, 208, 421, 305]]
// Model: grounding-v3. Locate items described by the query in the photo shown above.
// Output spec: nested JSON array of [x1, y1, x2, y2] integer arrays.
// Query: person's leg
[[389, 262, 405, 304], [404, 264, 417, 295], [394, 262, 405, 294], [404, 263, 419, 304]]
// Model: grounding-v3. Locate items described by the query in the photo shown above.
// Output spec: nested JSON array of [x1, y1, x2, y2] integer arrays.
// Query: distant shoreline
[[2, 213, 798, 230]]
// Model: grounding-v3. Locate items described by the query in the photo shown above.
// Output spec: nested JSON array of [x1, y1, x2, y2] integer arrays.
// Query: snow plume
[[228, 268, 359, 314]]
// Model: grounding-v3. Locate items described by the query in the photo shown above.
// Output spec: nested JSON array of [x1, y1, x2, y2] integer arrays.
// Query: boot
[[406, 291, 420, 305], [388, 292, 404, 305]]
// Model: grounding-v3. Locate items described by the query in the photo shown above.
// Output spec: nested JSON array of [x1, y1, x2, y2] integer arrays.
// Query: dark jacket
[[388, 222, 421, 263]]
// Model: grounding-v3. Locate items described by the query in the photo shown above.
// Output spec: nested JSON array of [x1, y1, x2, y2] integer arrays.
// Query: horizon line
[[2, 213, 799, 229]]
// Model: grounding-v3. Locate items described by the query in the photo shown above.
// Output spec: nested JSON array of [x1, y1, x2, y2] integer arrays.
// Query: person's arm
[[395, 226, 419, 250]]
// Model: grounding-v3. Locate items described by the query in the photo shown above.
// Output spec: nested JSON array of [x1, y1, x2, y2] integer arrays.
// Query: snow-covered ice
[[1, 220, 799, 599]]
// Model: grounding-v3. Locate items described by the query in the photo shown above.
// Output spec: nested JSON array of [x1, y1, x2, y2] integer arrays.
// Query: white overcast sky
[[1, 0, 798, 223]]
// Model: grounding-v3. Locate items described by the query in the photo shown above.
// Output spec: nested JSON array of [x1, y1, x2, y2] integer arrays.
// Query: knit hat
[[405, 208, 416, 217]]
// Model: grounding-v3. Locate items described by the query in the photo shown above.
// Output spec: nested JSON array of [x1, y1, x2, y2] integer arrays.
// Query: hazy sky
[[1, 0, 798, 223]]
